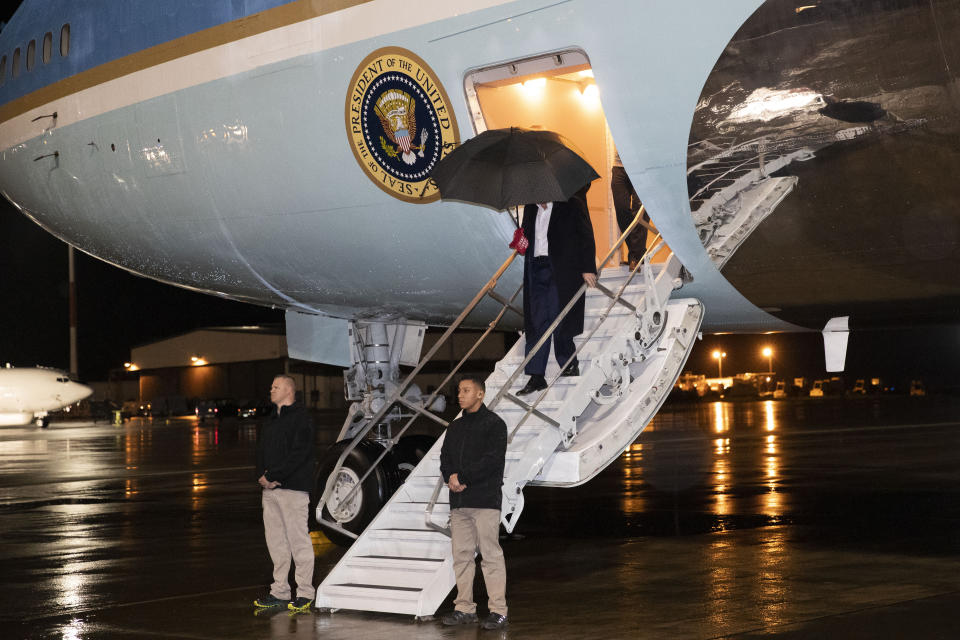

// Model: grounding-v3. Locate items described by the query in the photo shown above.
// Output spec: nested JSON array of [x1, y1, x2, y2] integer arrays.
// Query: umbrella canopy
[[430, 128, 600, 210]]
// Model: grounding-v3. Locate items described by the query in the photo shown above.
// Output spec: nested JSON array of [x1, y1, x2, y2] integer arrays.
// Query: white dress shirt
[[533, 202, 553, 257]]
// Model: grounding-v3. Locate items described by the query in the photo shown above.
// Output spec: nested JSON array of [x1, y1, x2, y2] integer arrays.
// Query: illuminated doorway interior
[[464, 49, 659, 265]]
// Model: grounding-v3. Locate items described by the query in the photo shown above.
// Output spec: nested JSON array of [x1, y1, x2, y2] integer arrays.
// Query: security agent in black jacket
[[438, 376, 510, 629], [253, 376, 317, 610], [256, 401, 315, 493], [439, 402, 508, 510]]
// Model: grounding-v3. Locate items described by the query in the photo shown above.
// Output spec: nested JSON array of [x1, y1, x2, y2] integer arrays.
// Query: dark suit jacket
[[521, 196, 597, 337]]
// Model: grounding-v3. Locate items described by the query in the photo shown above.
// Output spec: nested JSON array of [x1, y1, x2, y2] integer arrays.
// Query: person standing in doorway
[[253, 374, 317, 613], [611, 148, 650, 270], [439, 375, 509, 630], [517, 185, 598, 396]]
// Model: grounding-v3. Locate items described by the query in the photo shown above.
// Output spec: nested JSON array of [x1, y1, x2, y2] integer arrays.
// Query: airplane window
[[26, 40, 35, 71], [60, 24, 70, 57], [0, 56, 5, 86], [11, 47, 19, 78], [42, 32, 52, 64]]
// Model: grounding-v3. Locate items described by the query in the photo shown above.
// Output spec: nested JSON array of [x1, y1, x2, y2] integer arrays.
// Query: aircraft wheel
[[310, 440, 396, 547]]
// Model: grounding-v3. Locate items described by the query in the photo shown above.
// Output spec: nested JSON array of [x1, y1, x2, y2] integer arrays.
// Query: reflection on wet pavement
[[3, 397, 960, 638]]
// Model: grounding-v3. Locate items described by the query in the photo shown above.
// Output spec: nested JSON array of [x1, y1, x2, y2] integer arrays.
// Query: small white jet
[[0, 364, 93, 428]]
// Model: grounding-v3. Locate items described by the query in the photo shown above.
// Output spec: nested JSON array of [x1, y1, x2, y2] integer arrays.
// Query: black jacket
[[439, 404, 508, 510], [521, 196, 598, 338], [256, 402, 316, 493]]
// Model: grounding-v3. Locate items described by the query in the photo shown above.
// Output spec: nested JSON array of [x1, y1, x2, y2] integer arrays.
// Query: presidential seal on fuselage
[[345, 47, 459, 203]]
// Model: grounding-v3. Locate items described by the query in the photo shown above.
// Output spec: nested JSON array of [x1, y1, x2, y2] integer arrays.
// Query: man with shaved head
[[254, 374, 317, 613]]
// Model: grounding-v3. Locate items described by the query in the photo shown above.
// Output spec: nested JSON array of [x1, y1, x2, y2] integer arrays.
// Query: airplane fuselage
[[0, 365, 92, 426], [0, 0, 958, 339]]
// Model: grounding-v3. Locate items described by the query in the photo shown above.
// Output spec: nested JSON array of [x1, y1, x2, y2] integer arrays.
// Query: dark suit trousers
[[525, 257, 577, 376], [611, 166, 649, 262]]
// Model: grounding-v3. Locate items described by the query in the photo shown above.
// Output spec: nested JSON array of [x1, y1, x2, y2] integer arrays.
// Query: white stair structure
[[314, 241, 703, 617]]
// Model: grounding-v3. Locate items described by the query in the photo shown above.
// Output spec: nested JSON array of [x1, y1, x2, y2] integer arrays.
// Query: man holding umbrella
[[517, 185, 598, 395], [429, 128, 600, 394]]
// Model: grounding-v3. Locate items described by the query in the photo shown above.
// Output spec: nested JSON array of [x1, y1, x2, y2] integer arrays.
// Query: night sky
[[0, 2, 958, 388]]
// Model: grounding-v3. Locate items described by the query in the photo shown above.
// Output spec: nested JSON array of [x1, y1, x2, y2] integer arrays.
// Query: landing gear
[[34, 415, 49, 428], [311, 435, 435, 547], [306, 319, 444, 547]]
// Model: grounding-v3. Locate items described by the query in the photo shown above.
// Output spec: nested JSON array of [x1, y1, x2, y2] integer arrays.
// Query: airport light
[[762, 346, 773, 373], [712, 350, 726, 378]]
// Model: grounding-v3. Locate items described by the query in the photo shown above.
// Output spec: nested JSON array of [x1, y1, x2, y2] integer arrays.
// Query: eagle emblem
[[374, 89, 429, 165], [345, 47, 459, 203]]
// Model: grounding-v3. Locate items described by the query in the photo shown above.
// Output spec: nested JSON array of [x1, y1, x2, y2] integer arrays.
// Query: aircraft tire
[[310, 440, 397, 547], [393, 434, 437, 479]]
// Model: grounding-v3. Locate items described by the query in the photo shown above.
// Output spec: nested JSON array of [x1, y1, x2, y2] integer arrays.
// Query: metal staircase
[[314, 213, 703, 617]]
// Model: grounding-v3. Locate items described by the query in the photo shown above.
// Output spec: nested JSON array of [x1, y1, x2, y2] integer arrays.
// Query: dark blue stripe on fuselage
[[0, 0, 299, 106]]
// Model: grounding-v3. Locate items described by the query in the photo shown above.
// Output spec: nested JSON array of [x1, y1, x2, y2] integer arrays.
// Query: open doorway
[[464, 49, 655, 266]]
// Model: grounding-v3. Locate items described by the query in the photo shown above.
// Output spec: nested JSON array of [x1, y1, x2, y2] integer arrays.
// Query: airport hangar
[[124, 325, 509, 411]]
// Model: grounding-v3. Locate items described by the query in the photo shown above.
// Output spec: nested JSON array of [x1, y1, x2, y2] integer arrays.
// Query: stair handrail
[[502, 235, 667, 448], [426, 206, 663, 532], [486, 205, 655, 414], [317, 249, 524, 538]]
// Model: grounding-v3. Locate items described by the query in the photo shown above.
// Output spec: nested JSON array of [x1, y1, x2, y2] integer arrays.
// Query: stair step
[[367, 528, 450, 542], [320, 584, 423, 614], [335, 583, 421, 591], [352, 535, 452, 559], [585, 284, 647, 300], [427, 450, 525, 462], [338, 560, 448, 588], [584, 304, 637, 317], [387, 501, 450, 514]]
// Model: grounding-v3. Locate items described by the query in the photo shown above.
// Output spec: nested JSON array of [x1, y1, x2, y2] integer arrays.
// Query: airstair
[[313, 212, 703, 617]]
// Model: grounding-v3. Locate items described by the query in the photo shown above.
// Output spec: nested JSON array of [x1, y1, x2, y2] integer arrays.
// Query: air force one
[[1, 0, 958, 615], [0, 364, 92, 427]]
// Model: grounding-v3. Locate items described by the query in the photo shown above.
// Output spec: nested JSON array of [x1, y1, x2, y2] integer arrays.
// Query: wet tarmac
[[3, 396, 960, 639]]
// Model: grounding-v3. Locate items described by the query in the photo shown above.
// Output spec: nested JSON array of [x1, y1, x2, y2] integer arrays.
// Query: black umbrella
[[430, 127, 600, 210]]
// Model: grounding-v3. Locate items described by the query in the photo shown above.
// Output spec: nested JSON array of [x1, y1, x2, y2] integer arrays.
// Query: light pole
[[762, 346, 773, 373], [712, 350, 726, 378]]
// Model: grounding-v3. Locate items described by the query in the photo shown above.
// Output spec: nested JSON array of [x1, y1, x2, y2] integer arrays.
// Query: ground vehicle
[[239, 399, 273, 419], [196, 399, 239, 422], [773, 381, 787, 399], [909, 380, 926, 396], [852, 379, 866, 395], [809, 380, 825, 397]]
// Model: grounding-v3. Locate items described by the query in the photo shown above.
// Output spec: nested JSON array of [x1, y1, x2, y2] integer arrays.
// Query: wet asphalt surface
[[2, 396, 960, 639]]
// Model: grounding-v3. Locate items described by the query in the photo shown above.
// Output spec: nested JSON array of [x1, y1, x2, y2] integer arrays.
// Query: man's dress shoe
[[517, 375, 547, 396]]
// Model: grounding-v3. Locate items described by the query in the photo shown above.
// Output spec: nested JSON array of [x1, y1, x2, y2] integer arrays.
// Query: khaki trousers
[[449, 507, 507, 616], [262, 488, 315, 600]]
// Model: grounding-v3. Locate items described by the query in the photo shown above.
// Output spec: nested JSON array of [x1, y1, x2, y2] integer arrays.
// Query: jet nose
[[68, 381, 93, 404]]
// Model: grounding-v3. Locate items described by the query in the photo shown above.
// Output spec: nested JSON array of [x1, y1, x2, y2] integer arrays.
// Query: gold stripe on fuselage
[[0, 0, 372, 125]]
